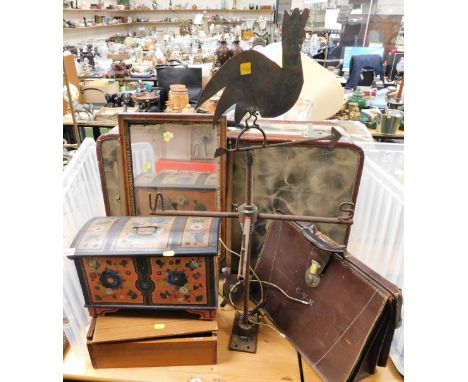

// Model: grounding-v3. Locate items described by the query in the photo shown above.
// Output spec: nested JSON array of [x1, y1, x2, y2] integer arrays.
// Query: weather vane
[[149, 8, 356, 353]]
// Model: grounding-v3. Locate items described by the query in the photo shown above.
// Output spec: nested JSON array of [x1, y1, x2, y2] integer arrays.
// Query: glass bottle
[[216, 32, 230, 66]]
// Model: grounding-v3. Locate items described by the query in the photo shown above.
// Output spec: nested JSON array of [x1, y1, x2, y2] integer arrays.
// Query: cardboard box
[[109, 53, 130, 61], [95, 106, 139, 122], [81, 79, 119, 104]]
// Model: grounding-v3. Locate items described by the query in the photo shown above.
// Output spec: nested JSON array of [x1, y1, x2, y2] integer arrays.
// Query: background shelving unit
[[63, 8, 273, 13], [64, 21, 191, 31], [63, 2, 275, 44]]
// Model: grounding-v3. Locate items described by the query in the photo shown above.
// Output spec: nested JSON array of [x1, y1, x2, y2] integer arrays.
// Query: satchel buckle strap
[[300, 225, 347, 288]]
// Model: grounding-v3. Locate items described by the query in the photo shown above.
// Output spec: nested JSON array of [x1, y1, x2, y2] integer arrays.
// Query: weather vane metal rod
[[148, 8, 356, 354], [147, 208, 353, 225]]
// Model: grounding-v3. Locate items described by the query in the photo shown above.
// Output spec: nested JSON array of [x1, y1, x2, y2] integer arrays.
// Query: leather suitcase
[[96, 127, 127, 216], [253, 219, 402, 382], [226, 123, 364, 264]]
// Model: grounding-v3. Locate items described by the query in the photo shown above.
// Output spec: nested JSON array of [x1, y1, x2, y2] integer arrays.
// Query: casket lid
[[69, 216, 220, 257], [88, 312, 218, 343]]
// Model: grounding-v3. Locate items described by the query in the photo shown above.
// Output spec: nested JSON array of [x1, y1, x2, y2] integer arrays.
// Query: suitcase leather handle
[[275, 209, 346, 253], [300, 224, 346, 253]]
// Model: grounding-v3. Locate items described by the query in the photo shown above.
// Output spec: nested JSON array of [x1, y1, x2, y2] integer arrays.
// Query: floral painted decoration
[[151, 256, 207, 305], [162, 131, 174, 142], [83, 257, 144, 304]]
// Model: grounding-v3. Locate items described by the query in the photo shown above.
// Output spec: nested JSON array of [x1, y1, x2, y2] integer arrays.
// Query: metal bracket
[[237, 203, 259, 226]]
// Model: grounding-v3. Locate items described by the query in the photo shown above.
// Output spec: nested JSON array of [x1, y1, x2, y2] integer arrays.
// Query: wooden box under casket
[[86, 313, 218, 368]]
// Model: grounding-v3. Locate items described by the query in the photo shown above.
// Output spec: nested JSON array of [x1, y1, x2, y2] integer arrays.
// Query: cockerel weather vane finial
[[196, 8, 310, 128]]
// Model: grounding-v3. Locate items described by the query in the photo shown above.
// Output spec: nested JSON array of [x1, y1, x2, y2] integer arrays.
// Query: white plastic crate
[[63, 256, 89, 357], [348, 142, 404, 373], [356, 141, 404, 184], [63, 138, 106, 357], [63, 138, 106, 247]]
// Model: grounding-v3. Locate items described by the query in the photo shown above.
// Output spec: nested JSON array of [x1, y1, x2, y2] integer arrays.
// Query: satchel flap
[[285, 220, 346, 279]]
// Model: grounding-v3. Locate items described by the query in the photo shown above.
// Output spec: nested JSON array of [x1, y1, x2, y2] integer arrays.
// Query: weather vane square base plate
[[228, 312, 259, 353]]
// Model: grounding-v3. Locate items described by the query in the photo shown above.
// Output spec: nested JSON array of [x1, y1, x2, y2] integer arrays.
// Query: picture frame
[[118, 113, 227, 220]]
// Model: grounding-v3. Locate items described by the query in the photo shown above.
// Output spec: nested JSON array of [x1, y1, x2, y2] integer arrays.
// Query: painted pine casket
[[134, 170, 218, 216], [68, 216, 220, 318]]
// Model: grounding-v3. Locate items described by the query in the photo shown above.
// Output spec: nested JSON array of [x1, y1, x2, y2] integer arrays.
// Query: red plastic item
[[155, 159, 217, 173]]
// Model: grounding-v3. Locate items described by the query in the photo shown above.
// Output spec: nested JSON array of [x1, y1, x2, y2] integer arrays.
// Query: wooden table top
[[63, 300, 402, 382], [63, 120, 117, 127], [302, 355, 402, 382]]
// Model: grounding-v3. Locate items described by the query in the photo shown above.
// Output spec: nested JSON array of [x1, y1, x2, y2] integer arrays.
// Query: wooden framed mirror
[[118, 113, 227, 218]]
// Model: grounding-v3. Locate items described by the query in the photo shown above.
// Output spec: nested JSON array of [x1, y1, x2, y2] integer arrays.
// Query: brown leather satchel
[[253, 219, 402, 382]]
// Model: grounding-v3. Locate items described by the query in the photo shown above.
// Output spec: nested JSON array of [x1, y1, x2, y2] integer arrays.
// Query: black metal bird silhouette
[[195, 8, 309, 126]]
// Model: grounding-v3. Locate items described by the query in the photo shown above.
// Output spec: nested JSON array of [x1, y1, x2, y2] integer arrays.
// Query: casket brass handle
[[149, 192, 165, 213], [133, 225, 159, 235]]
